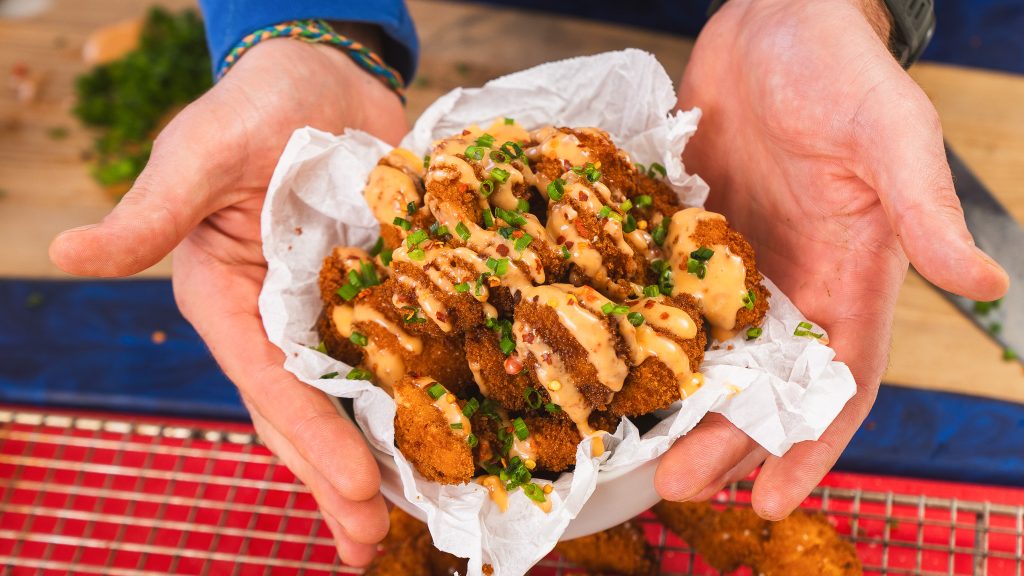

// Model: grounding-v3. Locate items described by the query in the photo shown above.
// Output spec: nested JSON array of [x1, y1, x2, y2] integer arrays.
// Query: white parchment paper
[[259, 49, 856, 576]]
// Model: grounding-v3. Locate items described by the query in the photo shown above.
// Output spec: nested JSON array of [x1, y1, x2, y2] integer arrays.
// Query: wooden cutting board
[[1, 0, 1021, 401]]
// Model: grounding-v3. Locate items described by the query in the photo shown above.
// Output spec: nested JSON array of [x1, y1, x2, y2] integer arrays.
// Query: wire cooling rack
[[1, 406, 1022, 575]]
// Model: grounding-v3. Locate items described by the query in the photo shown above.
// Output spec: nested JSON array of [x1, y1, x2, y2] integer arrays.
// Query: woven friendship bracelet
[[219, 19, 406, 102]]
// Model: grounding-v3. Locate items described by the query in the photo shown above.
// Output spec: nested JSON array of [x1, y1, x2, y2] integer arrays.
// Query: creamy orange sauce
[[331, 302, 423, 391], [478, 475, 509, 512], [528, 127, 593, 168], [412, 377, 472, 437], [591, 435, 605, 458], [617, 297, 703, 400], [665, 207, 748, 340], [364, 165, 420, 235]]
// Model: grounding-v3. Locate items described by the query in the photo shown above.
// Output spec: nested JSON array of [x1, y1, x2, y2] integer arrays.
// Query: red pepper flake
[[556, 235, 566, 244], [578, 192, 588, 202], [462, 129, 471, 135], [496, 244, 510, 256], [523, 333, 535, 344], [644, 301, 655, 309], [511, 229, 524, 239], [660, 312, 669, 320], [437, 311, 448, 323], [504, 355, 523, 375], [542, 352, 553, 365], [564, 240, 574, 249], [457, 182, 470, 193], [575, 219, 588, 235]]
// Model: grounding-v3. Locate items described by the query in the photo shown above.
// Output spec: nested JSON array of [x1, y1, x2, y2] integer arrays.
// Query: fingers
[[49, 90, 243, 277], [852, 78, 1009, 301], [323, 513, 380, 567], [654, 413, 759, 501]]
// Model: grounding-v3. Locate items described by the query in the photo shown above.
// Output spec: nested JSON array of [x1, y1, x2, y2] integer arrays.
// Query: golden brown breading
[[382, 506, 428, 548], [464, 327, 534, 411], [530, 128, 639, 199], [554, 520, 657, 576], [610, 294, 707, 417], [633, 172, 680, 221], [363, 532, 432, 576], [390, 254, 492, 338], [523, 413, 581, 472], [315, 308, 362, 366], [654, 501, 767, 572], [514, 296, 628, 411], [758, 511, 862, 576], [689, 217, 770, 332], [317, 246, 380, 307], [394, 376, 475, 484]]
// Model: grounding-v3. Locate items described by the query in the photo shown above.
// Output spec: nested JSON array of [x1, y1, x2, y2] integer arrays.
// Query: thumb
[[853, 77, 1009, 301], [49, 95, 239, 277]]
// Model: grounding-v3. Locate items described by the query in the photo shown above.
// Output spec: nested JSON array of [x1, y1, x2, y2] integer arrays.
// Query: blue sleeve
[[198, 0, 419, 84]]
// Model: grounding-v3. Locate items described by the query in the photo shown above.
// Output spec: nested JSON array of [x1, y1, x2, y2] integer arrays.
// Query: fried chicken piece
[[394, 376, 475, 484], [382, 506, 428, 548], [363, 532, 432, 576], [554, 520, 657, 576], [464, 327, 534, 411], [653, 501, 767, 572], [389, 248, 495, 338], [523, 412, 581, 472], [528, 127, 639, 199], [610, 294, 707, 417], [365, 149, 433, 250], [632, 172, 680, 222], [664, 208, 770, 338], [316, 247, 384, 365], [758, 511, 862, 576]]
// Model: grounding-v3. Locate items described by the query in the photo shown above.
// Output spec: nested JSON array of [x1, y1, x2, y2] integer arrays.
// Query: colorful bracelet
[[219, 19, 406, 103]]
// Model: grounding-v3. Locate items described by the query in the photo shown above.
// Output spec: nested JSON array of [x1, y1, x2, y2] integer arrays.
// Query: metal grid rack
[[1, 407, 1021, 575]]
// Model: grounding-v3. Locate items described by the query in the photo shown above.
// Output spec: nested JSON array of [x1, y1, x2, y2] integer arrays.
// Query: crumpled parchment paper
[[259, 49, 856, 576]]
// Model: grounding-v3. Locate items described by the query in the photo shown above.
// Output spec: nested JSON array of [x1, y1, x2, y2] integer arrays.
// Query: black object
[[707, 0, 935, 68]]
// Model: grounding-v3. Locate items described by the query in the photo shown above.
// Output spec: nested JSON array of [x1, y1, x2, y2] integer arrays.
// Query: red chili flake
[[564, 241, 574, 249], [644, 301, 655, 309], [504, 356, 523, 375], [575, 220, 588, 235], [496, 244, 510, 256], [523, 333, 535, 344], [578, 192, 588, 202], [562, 160, 571, 171], [660, 312, 669, 320], [542, 352, 553, 365], [462, 129, 471, 135], [458, 182, 470, 193], [512, 230, 524, 239], [556, 235, 566, 244], [437, 311, 448, 323]]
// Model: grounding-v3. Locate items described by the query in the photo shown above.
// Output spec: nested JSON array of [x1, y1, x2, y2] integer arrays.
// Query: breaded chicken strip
[[653, 501, 767, 572], [464, 326, 535, 411], [316, 246, 382, 365], [611, 294, 707, 417], [554, 520, 657, 576], [364, 148, 434, 250], [528, 127, 639, 199], [363, 532, 432, 576], [758, 511, 862, 576], [394, 376, 475, 484]]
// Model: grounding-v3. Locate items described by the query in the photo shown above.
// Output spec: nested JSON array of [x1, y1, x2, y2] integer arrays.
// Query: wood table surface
[[2, 0, 1022, 402]]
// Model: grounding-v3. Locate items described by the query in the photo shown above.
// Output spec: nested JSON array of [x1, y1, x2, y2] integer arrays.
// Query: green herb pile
[[74, 7, 211, 191]]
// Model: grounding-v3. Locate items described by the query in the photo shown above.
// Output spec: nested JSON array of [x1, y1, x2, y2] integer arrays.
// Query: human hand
[[50, 39, 407, 564], [655, 0, 1009, 518]]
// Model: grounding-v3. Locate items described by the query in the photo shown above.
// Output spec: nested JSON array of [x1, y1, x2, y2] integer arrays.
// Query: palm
[[656, 0, 1008, 517]]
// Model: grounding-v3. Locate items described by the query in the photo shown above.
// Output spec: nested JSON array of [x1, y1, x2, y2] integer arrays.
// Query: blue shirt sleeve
[[198, 0, 419, 84]]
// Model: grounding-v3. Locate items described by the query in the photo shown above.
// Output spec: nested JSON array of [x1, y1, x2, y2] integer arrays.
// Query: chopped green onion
[[466, 434, 479, 448], [746, 327, 763, 340], [409, 248, 426, 261], [450, 422, 464, 430], [489, 150, 510, 164], [427, 383, 447, 400], [627, 312, 645, 327], [690, 246, 714, 261], [523, 483, 546, 503], [623, 214, 638, 233], [423, 155, 430, 169], [348, 269, 363, 289], [635, 194, 653, 207], [464, 145, 486, 161], [648, 162, 666, 177], [560, 245, 571, 260], [380, 249, 394, 266], [1004, 348, 1019, 362], [480, 179, 495, 197], [516, 198, 530, 213], [793, 321, 824, 339], [406, 229, 428, 248], [597, 206, 612, 219], [407, 201, 416, 215], [349, 332, 368, 347], [686, 257, 707, 279], [652, 218, 668, 246], [523, 388, 543, 410], [547, 178, 565, 201], [369, 237, 384, 256], [475, 133, 495, 148], [497, 226, 515, 239], [486, 257, 510, 276], [392, 217, 412, 231], [433, 224, 449, 237], [462, 397, 480, 418], [456, 221, 471, 241], [643, 285, 660, 298], [402, 306, 426, 324], [600, 302, 630, 315], [650, 259, 674, 295], [514, 234, 533, 252], [320, 371, 339, 379], [494, 207, 527, 227], [500, 141, 523, 160], [455, 282, 470, 293], [513, 417, 529, 441], [482, 208, 495, 228], [490, 167, 510, 183], [499, 336, 516, 355], [743, 289, 757, 310], [544, 402, 562, 414], [572, 162, 602, 182], [504, 117, 515, 125], [313, 341, 327, 354], [336, 283, 359, 301], [619, 200, 633, 212], [346, 367, 373, 380], [973, 299, 1002, 315]]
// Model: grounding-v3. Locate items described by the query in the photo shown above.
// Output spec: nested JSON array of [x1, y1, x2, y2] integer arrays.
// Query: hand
[[50, 39, 407, 564], [655, 0, 1009, 518]]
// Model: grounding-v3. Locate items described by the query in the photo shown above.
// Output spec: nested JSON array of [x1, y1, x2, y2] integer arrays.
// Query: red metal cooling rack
[[1, 405, 1022, 575]]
